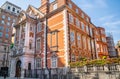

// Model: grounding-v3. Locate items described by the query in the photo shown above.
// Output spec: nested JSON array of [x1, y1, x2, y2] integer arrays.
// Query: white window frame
[[86, 17, 89, 22], [69, 13, 74, 23], [36, 58, 41, 69], [51, 56, 57, 68], [77, 34, 81, 47], [37, 22, 42, 32], [53, 3, 57, 10], [76, 18, 80, 27], [70, 31, 75, 45], [81, 13, 84, 18], [76, 8, 79, 14], [86, 25, 89, 33], [90, 28, 93, 36], [68, 3, 72, 8], [81, 22, 84, 31], [36, 38, 41, 52]]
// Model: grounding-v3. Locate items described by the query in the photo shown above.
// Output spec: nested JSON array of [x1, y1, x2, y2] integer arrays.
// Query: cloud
[[106, 30, 120, 34], [103, 21, 120, 27], [95, 0, 107, 7], [74, 0, 107, 10], [98, 15, 120, 29], [99, 15, 115, 21]]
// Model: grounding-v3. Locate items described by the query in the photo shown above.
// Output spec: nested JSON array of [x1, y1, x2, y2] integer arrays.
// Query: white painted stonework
[[10, 20, 36, 78]]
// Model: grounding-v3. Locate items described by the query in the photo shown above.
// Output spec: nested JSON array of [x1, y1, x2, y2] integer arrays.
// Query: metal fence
[[23, 64, 120, 79], [24, 68, 67, 79]]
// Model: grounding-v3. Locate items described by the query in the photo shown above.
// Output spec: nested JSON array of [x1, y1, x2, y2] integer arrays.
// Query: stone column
[[20, 57, 25, 79], [104, 65, 109, 72], [84, 66, 87, 72], [117, 64, 120, 71], [21, 69, 25, 79], [10, 59, 16, 77]]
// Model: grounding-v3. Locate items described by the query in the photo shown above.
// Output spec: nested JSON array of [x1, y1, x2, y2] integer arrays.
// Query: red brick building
[[0, 1, 21, 69], [10, 0, 108, 78]]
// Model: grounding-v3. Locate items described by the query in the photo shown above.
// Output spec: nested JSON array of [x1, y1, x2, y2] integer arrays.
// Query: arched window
[[37, 22, 42, 32]]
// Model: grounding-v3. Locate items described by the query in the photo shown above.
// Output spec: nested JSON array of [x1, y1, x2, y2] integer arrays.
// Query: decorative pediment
[[18, 11, 26, 23], [51, 52, 57, 57], [26, 5, 44, 19]]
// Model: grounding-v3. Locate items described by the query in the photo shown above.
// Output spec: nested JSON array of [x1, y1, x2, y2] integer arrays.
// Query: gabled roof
[[26, 5, 45, 17]]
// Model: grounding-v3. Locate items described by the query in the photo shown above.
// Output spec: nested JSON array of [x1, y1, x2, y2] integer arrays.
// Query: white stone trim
[[63, 9, 69, 67], [49, 21, 63, 29], [43, 19, 47, 68], [24, 22, 30, 52]]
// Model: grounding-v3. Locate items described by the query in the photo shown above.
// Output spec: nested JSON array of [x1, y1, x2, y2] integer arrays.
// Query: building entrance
[[15, 60, 21, 77]]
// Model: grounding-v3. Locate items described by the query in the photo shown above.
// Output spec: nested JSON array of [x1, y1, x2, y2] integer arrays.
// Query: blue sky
[[0, 0, 120, 44]]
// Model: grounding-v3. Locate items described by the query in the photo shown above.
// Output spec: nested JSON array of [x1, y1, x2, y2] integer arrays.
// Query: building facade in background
[[10, 0, 109, 78], [115, 40, 120, 57], [106, 33, 117, 58], [0, 1, 21, 73], [95, 27, 108, 58]]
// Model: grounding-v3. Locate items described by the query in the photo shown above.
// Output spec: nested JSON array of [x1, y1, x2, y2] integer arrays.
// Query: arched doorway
[[15, 60, 21, 77]]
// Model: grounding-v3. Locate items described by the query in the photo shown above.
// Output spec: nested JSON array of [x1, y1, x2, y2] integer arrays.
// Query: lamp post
[[3, 45, 9, 79], [44, 16, 51, 79]]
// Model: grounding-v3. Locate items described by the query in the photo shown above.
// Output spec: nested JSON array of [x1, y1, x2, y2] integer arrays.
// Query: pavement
[[0, 77, 39, 79]]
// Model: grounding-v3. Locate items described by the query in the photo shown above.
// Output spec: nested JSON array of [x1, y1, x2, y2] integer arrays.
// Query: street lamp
[[2, 45, 9, 79]]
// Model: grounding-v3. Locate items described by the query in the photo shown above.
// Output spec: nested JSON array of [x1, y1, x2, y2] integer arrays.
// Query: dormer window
[[68, 3, 72, 9], [53, 3, 57, 10]]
